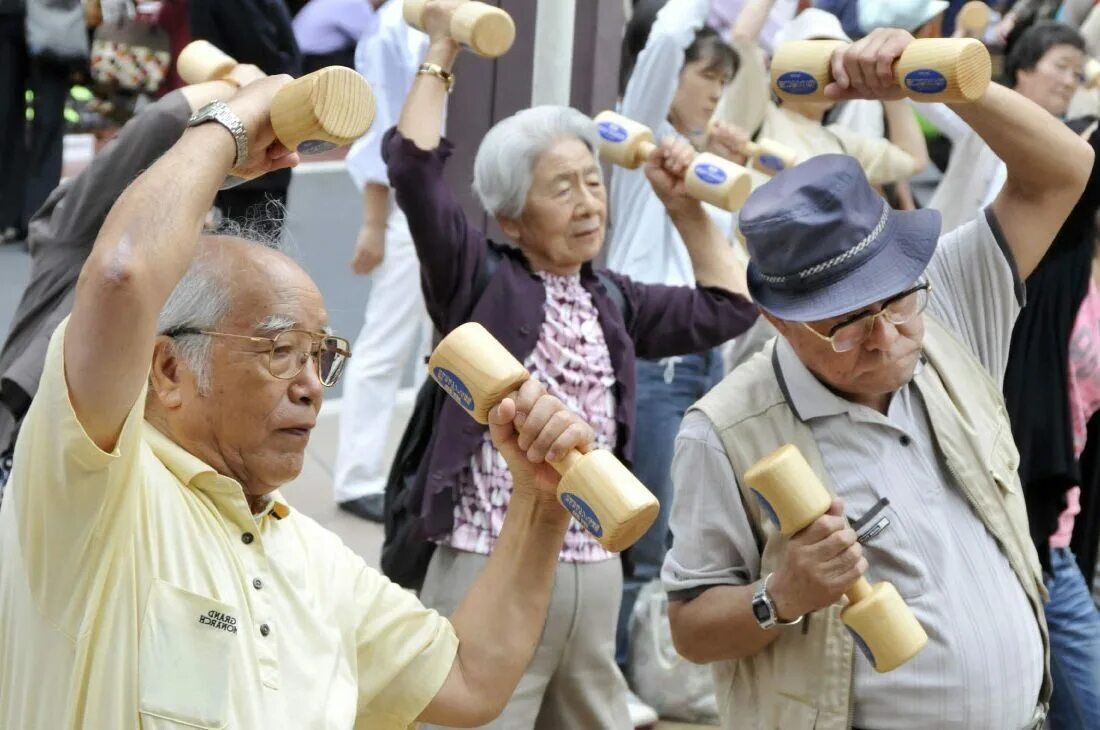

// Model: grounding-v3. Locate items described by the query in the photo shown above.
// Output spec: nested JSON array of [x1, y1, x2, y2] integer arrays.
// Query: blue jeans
[[1045, 547, 1100, 730], [616, 351, 724, 668]]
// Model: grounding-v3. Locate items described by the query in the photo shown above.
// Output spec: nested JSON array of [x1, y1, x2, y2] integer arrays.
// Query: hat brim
[[747, 206, 942, 322]]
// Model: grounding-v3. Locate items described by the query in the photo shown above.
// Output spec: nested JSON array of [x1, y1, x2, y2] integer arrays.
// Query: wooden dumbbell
[[403, 0, 515, 58], [704, 120, 797, 177], [594, 111, 753, 211], [956, 1, 990, 37], [771, 38, 991, 103], [1085, 58, 1100, 90], [743, 444, 928, 673], [176, 40, 375, 154], [428, 322, 660, 553]]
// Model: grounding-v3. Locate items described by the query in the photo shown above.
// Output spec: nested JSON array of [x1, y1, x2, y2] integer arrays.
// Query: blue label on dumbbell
[[846, 626, 878, 669], [758, 154, 786, 172], [694, 162, 727, 185], [903, 69, 947, 95], [297, 139, 338, 155], [750, 489, 781, 531], [597, 120, 628, 143], [432, 367, 475, 413], [776, 71, 818, 95], [561, 492, 603, 537]]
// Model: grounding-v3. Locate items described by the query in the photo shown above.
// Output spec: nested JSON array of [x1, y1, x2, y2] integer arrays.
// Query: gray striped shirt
[[664, 211, 1044, 729]]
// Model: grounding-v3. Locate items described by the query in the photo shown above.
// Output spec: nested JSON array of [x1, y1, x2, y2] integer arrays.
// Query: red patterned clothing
[[444, 271, 618, 563]]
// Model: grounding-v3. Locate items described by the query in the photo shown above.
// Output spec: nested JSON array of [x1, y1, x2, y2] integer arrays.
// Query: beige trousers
[[418, 546, 632, 730]]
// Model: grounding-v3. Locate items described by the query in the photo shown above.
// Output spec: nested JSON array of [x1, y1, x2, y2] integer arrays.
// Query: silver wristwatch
[[751, 572, 803, 630], [188, 101, 248, 169]]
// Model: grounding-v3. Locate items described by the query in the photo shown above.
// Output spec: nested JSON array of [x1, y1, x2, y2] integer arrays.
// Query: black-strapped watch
[[751, 572, 804, 630]]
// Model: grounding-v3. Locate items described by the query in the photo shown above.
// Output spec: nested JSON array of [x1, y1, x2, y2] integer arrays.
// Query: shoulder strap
[[595, 270, 631, 325]]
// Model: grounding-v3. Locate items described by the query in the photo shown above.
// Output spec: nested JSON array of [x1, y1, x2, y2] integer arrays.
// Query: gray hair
[[472, 105, 602, 218], [155, 218, 291, 394]]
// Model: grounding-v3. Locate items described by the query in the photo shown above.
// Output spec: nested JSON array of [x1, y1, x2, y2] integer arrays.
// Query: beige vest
[[692, 316, 1050, 730]]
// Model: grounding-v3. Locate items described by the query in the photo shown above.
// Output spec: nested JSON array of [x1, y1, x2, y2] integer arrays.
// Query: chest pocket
[[851, 499, 929, 601], [139, 580, 238, 729]]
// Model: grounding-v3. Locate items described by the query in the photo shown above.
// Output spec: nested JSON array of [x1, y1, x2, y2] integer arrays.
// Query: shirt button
[[520, 325, 531, 335], [260, 623, 271, 637], [253, 578, 263, 590], [242, 532, 254, 545], [899, 435, 912, 447]]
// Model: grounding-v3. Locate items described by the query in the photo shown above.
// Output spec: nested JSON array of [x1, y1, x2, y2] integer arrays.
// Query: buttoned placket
[[219, 481, 283, 691]]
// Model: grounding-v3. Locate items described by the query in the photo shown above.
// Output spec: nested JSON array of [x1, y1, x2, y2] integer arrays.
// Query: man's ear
[[149, 337, 188, 409], [496, 213, 521, 241]]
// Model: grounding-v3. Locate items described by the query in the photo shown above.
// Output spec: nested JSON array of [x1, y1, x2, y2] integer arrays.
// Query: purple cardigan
[[383, 128, 758, 537]]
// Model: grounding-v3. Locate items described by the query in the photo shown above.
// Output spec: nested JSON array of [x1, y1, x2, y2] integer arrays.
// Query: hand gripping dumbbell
[[771, 37, 991, 104], [743, 444, 928, 673], [176, 40, 375, 154], [428, 322, 660, 553], [594, 111, 753, 211], [956, 1, 991, 37], [705, 120, 798, 177], [403, 0, 516, 58]]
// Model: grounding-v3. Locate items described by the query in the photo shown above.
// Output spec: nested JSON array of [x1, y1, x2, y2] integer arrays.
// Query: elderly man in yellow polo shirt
[[0, 73, 596, 729]]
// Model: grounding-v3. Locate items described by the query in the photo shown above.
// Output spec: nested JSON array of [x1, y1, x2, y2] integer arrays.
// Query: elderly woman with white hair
[[380, 3, 757, 728]]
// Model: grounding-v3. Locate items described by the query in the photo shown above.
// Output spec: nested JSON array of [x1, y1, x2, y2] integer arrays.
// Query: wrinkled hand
[[421, 0, 465, 50], [488, 378, 595, 502], [645, 137, 703, 218], [768, 498, 867, 620], [223, 75, 301, 180], [351, 224, 385, 275], [825, 28, 915, 102], [705, 120, 750, 165]]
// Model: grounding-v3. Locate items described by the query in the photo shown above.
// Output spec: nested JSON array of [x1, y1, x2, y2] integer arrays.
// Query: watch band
[[752, 573, 804, 630], [188, 101, 248, 169], [417, 62, 455, 92]]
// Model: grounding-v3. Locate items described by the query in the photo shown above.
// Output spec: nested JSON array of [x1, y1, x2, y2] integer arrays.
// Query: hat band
[[759, 201, 890, 285]]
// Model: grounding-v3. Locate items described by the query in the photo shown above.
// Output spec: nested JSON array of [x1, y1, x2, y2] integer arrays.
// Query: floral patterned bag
[[90, 18, 170, 94]]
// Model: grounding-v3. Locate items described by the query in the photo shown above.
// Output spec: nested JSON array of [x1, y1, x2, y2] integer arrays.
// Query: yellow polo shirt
[[0, 319, 458, 729]]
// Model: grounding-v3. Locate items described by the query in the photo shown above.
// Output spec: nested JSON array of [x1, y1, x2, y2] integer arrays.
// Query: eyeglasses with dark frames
[[164, 327, 351, 387], [800, 281, 932, 354]]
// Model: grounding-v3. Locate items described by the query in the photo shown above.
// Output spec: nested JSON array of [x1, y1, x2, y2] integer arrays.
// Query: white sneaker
[[626, 688, 659, 728]]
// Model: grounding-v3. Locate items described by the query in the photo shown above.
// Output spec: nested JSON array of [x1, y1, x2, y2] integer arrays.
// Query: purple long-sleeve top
[[383, 127, 758, 537]]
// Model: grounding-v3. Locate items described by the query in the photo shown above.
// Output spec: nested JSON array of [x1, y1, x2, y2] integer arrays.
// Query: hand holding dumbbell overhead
[[772, 27, 991, 103], [404, 0, 515, 58]]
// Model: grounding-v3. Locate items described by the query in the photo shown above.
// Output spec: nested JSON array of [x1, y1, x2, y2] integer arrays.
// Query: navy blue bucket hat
[[742, 154, 942, 322]]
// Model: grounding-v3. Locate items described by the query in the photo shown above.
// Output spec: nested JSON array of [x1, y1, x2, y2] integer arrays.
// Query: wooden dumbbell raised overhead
[[403, 0, 515, 58], [743, 445, 929, 673], [176, 40, 375, 154], [771, 38, 991, 103], [428, 323, 660, 553], [705, 120, 798, 176], [956, 0, 991, 37], [594, 111, 753, 211]]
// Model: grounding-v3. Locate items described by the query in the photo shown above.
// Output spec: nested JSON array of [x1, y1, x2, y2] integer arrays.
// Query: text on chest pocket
[[139, 579, 238, 729]]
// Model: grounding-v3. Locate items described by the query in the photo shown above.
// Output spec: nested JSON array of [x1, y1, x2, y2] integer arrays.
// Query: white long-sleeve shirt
[[605, 0, 734, 288], [345, 0, 431, 230]]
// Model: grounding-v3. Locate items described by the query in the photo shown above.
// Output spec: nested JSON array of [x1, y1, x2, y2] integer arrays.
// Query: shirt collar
[[144, 423, 291, 519]]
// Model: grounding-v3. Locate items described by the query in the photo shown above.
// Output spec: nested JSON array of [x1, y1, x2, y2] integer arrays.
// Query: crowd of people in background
[[3, 1, 1100, 729]]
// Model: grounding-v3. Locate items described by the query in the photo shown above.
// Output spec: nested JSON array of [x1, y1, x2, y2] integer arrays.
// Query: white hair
[[472, 105, 602, 218], [156, 220, 291, 394]]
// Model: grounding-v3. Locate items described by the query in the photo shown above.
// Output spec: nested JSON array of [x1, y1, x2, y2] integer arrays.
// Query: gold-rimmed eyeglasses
[[800, 281, 931, 354], [165, 327, 352, 387]]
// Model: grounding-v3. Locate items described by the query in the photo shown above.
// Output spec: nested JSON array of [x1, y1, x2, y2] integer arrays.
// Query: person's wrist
[[184, 122, 237, 171], [768, 570, 803, 622], [425, 39, 460, 70]]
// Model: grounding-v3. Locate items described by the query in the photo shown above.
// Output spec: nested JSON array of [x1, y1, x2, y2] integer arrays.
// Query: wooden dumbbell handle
[[772, 37, 991, 103], [403, 0, 516, 58], [847, 576, 873, 603]]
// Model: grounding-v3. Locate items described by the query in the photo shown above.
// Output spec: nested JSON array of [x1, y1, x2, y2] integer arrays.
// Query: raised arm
[[882, 99, 929, 174], [620, 0, 710, 131], [826, 28, 1093, 278], [956, 84, 1093, 278], [65, 76, 298, 451], [730, 0, 776, 46]]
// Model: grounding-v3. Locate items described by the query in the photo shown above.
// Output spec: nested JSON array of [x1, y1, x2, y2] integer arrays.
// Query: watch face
[[752, 596, 772, 623]]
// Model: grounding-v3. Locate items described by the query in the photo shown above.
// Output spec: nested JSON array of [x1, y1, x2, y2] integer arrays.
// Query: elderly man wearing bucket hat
[[663, 27, 1093, 730]]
